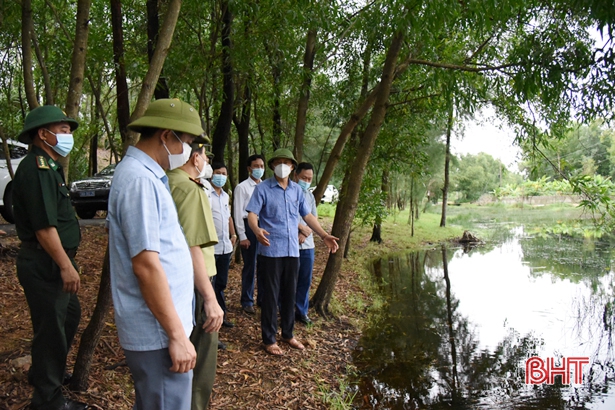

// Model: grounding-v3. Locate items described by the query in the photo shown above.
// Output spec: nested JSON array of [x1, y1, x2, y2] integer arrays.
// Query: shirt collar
[[126, 146, 167, 181]]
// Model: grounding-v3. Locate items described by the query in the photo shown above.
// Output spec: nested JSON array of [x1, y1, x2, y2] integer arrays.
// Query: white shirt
[[211, 188, 233, 255], [233, 177, 259, 241], [200, 178, 214, 202]]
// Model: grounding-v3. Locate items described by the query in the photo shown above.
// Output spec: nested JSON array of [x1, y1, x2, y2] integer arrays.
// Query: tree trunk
[[212, 0, 234, 162], [111, 0, 131, 147], [64, 0, 91, 118], [0, 127, 15, 178], [89, 129, 98, 176], [311, 31, 405, 318], [311, 51, 412, 204], [233, 80, 251, 183], [440, 105, 453, 227], [147, 0, 169, 99], [21, 0, 39, 110], [60, 0, 92, 178], [409, 177, 415, 236], [31, 31, 53, 105], [70, 247, 112, 392], [293, 28, 317, 163], [370, 169, 389, 243], [442, 245, 459, 400], [123, 0, 182, 151]]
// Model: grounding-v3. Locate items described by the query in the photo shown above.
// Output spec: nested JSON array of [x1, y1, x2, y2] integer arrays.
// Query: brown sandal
[[281, 338, 305, 350], [264, 343, 284, 356]]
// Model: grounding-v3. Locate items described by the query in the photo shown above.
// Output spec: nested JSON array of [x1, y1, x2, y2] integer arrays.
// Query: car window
[[95, 165, 116, 176], [0, 144, 28, 160]]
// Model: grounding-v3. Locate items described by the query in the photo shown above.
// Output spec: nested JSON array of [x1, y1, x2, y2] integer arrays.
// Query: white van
[[0, 140, 28, 223]]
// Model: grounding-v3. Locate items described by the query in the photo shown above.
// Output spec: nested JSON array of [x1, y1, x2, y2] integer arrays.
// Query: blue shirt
[[299, 189, 318, 250], [210, 188, 233, 255], [246, 177, 310, 258], [108, 146, 194, 351]]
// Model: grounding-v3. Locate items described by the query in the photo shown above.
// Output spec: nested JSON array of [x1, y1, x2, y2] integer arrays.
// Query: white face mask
[[196, 157, 213, 179], [164, 132, 191, 170], [274, 163, 292, 179]]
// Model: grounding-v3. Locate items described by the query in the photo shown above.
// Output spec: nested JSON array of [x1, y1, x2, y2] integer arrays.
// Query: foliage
[[451, 153, 520, 202]]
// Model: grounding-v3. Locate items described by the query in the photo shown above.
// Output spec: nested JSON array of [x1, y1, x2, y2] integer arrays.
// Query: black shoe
[[59, 399, 89, 410], [296, 314, 313, 325], [242, 305, 255, 315], [222, 318, 234, 328], [28, 371, 72, 386], [218, 340, 227, 350]]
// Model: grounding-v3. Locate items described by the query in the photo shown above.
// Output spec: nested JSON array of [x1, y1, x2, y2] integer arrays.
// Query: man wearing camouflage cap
[[13, 105, 89, 410], [246, 148, 339, 356], [107, 99, 204, 410]]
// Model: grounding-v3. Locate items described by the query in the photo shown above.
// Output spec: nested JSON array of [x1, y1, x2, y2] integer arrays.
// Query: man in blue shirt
[[108, 99, 203, 410], [294, 162, 318, 326], [246, 149, 339, 356]]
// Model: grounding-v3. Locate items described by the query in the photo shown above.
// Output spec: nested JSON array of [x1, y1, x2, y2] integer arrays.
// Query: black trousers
[[257, 255, 299, 345], [17, 246, 81, 410]]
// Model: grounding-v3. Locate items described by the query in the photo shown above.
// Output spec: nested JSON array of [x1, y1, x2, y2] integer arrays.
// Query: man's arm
[[229, 216, 237, 247], [233, 184, 248, 244], [248, 212, 270, 247], [190, 246, 224, 333], [36, 227, 80, 293], [303, 213, 339, 253], [132, 250, 197, 373]]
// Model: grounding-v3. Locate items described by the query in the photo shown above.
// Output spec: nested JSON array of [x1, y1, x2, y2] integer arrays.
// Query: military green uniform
[[167, 168, 218, 410], [13, 144, 81, 410]]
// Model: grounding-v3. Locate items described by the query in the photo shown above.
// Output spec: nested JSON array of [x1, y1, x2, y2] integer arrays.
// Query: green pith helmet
[[128, 98, 208, 141], [18, 106, 79, 144], [267, 148, 297, 169]]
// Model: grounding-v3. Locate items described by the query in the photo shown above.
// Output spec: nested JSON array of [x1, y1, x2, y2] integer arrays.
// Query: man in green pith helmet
[[13, 105, 89, 410], [108, 98, 213, 410], [246, 148, 339, 356]]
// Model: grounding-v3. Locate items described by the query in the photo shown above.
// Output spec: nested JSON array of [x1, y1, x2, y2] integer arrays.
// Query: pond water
[[354, 226, 615, 409]]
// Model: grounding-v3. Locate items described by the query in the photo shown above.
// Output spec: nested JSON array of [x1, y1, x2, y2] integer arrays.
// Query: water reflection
[[354, 228, 615, 409]]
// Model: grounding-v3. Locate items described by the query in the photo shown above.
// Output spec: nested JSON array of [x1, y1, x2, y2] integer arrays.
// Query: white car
[[309, 184, 339, 204], [0, 140, 28, 223]]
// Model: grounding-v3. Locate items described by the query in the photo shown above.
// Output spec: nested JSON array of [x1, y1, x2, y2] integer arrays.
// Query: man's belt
[[20, 241, 78, 258]]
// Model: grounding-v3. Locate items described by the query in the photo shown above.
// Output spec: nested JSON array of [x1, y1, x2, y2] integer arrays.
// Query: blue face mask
[[251, 168, 264, 180], [297, 180, 311, 191], [44, 129, 74, 157], [211, 174, 227, 188]]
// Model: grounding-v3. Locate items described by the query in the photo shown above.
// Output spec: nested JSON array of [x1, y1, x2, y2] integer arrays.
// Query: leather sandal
[[264, 343, 284, 356], [281, 337, 305, 350]]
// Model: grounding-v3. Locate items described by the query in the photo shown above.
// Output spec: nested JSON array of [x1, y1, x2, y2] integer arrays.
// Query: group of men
[[13, 99, 338, 410]]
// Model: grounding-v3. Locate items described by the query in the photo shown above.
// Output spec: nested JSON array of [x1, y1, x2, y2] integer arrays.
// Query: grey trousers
[[124, 348, 193, 410]]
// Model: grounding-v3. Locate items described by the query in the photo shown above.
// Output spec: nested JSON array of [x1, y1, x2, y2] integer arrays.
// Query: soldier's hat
[[128, 98, 209, 142], [18, 106, 79, 144], [267, 148, 297, 170]]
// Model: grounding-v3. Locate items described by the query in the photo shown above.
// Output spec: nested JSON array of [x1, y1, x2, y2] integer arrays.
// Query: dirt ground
[[0, 221, 366, 409]]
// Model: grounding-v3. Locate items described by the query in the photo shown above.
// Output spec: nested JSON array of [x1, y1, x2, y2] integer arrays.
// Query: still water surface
[[354, 226, 615, 409]]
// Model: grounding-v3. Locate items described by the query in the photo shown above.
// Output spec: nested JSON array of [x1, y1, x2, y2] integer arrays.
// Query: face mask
[[211, 174, 227, 187], [274, 163, 291, 179], [297, 180, 311, 191], [164, 132, 191, 170], [44, 130, 74, 157], [251, 168, 264, 180], [196, 160, 213, 179]]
